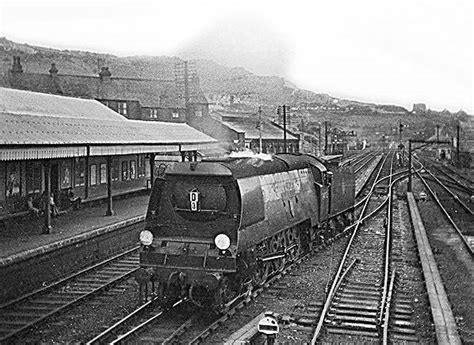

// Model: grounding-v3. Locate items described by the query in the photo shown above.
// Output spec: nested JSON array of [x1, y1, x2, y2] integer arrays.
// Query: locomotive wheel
[[252, 261, 270, 286], [271, 232, 286, 272], [285, 228, 300, 262], [214, 277, 238, 314], [161, 273, 181, 309]]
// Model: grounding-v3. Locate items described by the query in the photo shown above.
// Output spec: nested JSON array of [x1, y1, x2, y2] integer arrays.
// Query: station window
[[112, 159, 120, 182], [138, 155, 146, 177], [172, 110, 179, 118], [6, 162, 21, 198], [74, 158, 85, 187], [150, 108, 158, 119], [130, 160, 136, 179], [122, 161, 129, 180], [118, 102, 127, 116], [60, 161, 72, 189], [100, 163, 107, 184], [25, 161, 41, 195], [90, 164, 97, 186]]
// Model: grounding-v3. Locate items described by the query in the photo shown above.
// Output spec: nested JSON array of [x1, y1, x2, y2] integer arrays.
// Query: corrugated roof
[[0, 87, 216, 147], [0, 87, 125, 121]]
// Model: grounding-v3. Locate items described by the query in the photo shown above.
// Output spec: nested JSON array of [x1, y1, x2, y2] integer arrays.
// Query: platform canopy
[[0, 87, 218, 161]]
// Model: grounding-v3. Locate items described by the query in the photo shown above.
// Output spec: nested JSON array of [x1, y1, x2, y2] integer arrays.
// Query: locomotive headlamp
[[214, 234, 231, 250], [140, 230, 154, 246]]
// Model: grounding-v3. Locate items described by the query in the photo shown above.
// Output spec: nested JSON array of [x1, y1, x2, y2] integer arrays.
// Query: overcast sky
[[1, 0, 472, 113]]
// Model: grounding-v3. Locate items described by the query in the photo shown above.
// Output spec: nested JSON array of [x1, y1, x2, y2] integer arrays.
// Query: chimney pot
[[49, 63, 58, 76], [99, 66, 111, 79], [11, 56, 23, 73]]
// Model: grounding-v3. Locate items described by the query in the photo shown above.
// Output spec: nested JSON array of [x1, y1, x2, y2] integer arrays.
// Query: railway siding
[[407, 192, 461, 345], [0, 216, 144, 302]]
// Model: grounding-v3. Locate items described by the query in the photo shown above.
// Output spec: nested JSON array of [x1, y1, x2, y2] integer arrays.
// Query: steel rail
[[109, 298, 188, 345], [379, 153, 395, 325], [414, 162, 473, 255], [382, 270, 396, 345], [0, 246, 140, 342], [355, 154, 384, 198], [187, 230, 334, 345], [420, 163, 473, 215], [0, 245, 139, 310], [2, 267, 139, 341], [86, 294, 162, 344], [430, 164, 474, 195], [310, 153, 390, 344]]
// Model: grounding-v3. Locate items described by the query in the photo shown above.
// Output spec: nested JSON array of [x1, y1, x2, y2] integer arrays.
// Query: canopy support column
[[105, 156, 114, 216], [42, 161, 52, 234], [149, 153, 155, 189]]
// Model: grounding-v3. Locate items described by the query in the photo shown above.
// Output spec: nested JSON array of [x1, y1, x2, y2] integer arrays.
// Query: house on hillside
[[1, 57, 209, 124]]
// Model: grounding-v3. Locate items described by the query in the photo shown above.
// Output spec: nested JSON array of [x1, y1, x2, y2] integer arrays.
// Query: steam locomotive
[[137, 153, 355, 311]]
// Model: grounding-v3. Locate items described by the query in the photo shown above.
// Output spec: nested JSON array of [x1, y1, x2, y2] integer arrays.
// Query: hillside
[[0, 37, 374, 109], [1, 37, 470, 145]]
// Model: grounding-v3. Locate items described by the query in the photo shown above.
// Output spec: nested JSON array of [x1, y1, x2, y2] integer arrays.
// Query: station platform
[[407, 192, 461, 345], [0, 192, 150, 267]]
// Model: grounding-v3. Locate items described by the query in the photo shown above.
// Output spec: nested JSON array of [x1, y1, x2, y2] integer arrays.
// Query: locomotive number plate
[[190, 190, 199, 211]]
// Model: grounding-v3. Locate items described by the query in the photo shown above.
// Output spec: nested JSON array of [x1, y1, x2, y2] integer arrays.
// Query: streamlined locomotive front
[[138, 162, 241, 308]]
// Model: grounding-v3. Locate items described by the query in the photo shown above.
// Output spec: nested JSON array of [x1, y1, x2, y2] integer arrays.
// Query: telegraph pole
[[283, 105, 287, 153], [324, 121, 329, 155], [399, 120, 403, 142], [258, 106, 263, 153], [277, 105, 290, 153], [456, 124, 460, 167], [318, 127, 322, 156]]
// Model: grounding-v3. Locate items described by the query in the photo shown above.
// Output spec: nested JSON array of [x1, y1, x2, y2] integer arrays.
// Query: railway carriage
[[137, 153, 355, 311]]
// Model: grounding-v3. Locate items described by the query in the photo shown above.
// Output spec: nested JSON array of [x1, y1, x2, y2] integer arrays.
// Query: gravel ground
[[392, 195, 435, 343], [16, 180, 467, 344], [414, 179, 474, 343], [201, 238, 350, 344], [18, 280, 141, 343]]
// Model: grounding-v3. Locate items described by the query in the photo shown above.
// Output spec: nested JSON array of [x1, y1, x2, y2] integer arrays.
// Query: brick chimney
[[49, 63, 58, 76], [99, 66, 111, 80], [10, 56, 23, 73]]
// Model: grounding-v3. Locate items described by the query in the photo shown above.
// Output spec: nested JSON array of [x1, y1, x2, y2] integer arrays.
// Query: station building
[[0, 87, 217, 230], [1, 57, 300, 156], [189, 110, 300, 154]]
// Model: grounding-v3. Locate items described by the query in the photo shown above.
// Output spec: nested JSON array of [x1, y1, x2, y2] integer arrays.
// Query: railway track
[[9, 150, 387, 343], [389, 196, 431, 343], [311, 151, 419, 343], [87, 297, 196, 344], [415, 159, 474, 254], [0, 247, 140, 342], [86, 244, 318, 344], [86, 223, 350, 344], [86, 151, 393, 344]]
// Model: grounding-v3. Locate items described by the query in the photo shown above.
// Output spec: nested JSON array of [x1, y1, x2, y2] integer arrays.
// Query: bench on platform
[[0, 198, 39, 230]]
